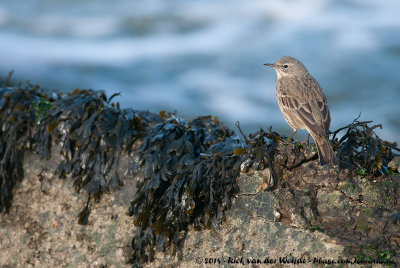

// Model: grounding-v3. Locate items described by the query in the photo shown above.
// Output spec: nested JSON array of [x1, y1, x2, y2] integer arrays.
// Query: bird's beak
[[264, 63, 275, 68]]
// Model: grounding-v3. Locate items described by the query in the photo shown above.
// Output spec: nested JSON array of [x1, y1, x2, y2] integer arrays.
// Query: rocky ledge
[[0, 86, 399, 267]]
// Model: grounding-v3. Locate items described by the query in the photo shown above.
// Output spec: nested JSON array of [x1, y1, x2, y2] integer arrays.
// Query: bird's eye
[[283, 64, 289, 68]]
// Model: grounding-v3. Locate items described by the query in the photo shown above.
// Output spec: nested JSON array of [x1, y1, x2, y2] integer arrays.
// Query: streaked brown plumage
[[264, 56, 338, 165]]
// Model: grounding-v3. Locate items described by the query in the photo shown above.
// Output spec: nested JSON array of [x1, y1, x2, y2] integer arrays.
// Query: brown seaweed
[[0, 88, 36, 212], [127, 114, 245, 266], [36, 89, 154, 207], [331, 115, 399, 175], [0, 86, 155, 215]]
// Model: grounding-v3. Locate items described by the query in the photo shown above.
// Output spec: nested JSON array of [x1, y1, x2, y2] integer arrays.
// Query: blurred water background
[[0, 0, 399, 143]]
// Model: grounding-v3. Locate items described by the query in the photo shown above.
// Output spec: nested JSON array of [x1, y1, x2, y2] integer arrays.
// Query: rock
[[389, 156, 400, 173], [1, 144, 399, 267], [0, 146, 136, 267], [1, 88, 399, 267]]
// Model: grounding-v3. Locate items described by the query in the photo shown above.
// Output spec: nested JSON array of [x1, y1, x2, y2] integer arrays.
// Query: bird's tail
[[313, 134, 338, 165]]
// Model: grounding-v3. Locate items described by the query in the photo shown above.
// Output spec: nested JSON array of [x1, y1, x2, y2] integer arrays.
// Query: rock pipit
[[264, 56, 338, 165]]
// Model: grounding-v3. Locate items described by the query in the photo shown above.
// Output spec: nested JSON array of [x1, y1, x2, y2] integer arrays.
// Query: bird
[[264, 56, 338, 165]]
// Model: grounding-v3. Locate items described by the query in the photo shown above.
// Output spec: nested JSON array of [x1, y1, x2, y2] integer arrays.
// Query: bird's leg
[[306, 133, 310, 145], [286, 129, 297, 143]]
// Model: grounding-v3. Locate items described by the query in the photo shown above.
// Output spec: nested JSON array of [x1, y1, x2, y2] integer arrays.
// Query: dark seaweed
[[127, 115, 245, 266], [78, 195, 91, 225], [37, 89, 153, 204], [231, 124, 279, 190], [331, 116, 399, 175], [0, 87, 154, 215], [0, 88, 36, 212], [238, 117, 399, 179]]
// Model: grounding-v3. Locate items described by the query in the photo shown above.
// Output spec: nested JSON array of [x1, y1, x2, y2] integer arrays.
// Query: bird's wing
[[308, 77, 331, 133], [277, 76, 330, 136]]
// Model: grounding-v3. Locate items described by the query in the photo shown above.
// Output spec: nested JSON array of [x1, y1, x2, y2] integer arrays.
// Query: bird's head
[[264, 56, 308, 78]]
